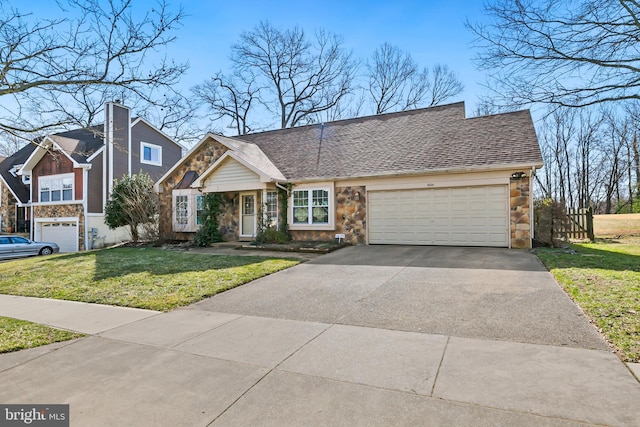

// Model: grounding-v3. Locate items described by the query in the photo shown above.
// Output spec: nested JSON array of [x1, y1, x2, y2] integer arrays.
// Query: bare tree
[[0, 0, 188, 141], [192, 71, 263, 135], [231, 21, 357, 129], [468, 0, 640, 108], [367, 43, 463, 114], [0, 132, 22, 156], [429, 64, 464, 107]]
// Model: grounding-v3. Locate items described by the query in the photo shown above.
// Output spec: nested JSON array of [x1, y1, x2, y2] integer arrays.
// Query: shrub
[[193, 193, 222, 247]]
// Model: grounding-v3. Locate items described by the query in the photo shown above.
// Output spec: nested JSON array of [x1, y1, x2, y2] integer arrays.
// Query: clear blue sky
[[19, 0, 491, 117], [172, 0, 490, 115]]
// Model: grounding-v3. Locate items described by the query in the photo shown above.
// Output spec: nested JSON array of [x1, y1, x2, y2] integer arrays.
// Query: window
[[173, 189, 205, 232], [175, 195, 188, 225], [196, 195, 205, 225], [292, 189, 329, 224], [39, 174, 74, 203], [265, 191, 278, 227], [141, 142, 162, 166]]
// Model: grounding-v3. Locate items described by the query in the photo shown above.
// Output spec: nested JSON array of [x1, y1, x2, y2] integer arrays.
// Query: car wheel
[[39, 247, 53, 255]]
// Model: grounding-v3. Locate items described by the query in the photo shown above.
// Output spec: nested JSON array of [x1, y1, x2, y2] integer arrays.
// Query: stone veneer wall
[[158, 140, 228, 240], [0, 185, 18, 232], [219, 192, 239, 241], [510, 176, 531, 249], [34, 204, 85, 251], [290, 186, 366, 245]]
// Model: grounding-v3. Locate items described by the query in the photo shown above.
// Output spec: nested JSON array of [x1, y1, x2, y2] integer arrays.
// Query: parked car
[[0, 236, 60, 260]]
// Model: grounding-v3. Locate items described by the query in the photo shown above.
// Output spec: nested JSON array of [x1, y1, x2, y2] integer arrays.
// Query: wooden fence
[[561, 208, 594, 241]]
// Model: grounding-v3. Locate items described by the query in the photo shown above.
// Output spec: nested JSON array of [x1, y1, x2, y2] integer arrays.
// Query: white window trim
[[140, 141, 163, 166], [195, 194, 205, 226], [172, 189, 201, 232], [38, 173, 75, 204], [264, 190, 278, 229], [288, 182, 335, 231]]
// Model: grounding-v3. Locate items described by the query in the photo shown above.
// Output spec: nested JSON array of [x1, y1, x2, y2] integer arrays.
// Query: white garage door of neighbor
[[40, 222, 78, 253], [368, 186, 509, 247]]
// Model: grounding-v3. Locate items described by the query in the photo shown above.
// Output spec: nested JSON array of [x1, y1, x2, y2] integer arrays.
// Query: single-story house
[[155, 102, 543, 248], [0, 101, 183, 252]]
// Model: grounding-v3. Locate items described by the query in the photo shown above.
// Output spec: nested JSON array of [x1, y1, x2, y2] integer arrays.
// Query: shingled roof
[[0, 143, 37, 203], [236, 102, 542, 181], [47, 126, 104, 163]]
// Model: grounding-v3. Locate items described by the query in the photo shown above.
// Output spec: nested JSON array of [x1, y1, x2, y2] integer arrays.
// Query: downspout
[[530, 166, 536, 248], [274, 182, 288, 192], [83, 168, 89, 251], [30, 204, 34, 240], [274, 182, 289, 232]]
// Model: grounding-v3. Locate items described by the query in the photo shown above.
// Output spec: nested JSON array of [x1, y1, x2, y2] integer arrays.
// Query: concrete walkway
[[1, 246, 640, 426]]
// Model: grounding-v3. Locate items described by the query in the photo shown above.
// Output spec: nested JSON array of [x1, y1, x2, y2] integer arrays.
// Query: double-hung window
[[265, 191, 278, 228], [196, 195, 205, 225], [175, 195, 188, 225], [39, 174, 74, 203], [292, 188, 329, 225]]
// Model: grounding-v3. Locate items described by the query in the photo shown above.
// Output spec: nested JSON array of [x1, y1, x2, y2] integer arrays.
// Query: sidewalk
[[0, 294, 160, 334], [1, 294, 640, 426]]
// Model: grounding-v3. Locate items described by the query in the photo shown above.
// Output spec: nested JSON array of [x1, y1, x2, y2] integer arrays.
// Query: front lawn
[[536, 240, 640, 362], [0, 248, 300, 311], [0, 317, 83, 353]]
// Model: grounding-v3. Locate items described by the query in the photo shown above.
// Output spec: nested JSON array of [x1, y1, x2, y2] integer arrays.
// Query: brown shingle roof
[[236, 102, 542, 181]]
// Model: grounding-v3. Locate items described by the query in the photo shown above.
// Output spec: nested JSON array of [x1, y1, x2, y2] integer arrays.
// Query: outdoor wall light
[[511, 171, 527, 179], [354, 191, 360, 201]]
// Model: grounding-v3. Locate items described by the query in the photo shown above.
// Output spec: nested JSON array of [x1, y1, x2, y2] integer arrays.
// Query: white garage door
[[368, 186, 509, 247], [40, 222, 78, 253]]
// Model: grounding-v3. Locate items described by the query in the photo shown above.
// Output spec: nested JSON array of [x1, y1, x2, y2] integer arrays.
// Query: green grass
[[0, 247, 301, 311], [536, 241, 640, 362], [0, 317, 83, 354]]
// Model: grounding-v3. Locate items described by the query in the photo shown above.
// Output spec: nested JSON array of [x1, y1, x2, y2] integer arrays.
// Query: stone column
[[510, 175, 531, 248]]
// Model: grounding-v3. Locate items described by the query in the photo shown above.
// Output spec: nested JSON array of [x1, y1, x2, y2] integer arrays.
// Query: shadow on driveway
[[192, 245, 609, 351], [311, 245, 546, 271]]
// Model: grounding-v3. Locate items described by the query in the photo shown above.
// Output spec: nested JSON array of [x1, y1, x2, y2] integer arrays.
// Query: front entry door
[[240, 193, 256, 237]]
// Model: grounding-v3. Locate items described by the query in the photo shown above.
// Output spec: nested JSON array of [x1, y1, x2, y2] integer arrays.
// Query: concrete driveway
[[194, 245, 608, 350], [1, 246, 639, 426]]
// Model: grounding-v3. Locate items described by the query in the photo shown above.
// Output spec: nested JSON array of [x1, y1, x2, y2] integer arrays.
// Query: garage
[[39, 222, 78, 253], [368, 185, 509, 247]]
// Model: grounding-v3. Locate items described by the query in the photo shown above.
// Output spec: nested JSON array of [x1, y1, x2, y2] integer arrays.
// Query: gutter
[[284, 162, 545, 184]]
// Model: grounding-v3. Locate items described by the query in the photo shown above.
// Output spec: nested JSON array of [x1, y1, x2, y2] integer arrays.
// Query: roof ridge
[[230, 101, 466, 139]]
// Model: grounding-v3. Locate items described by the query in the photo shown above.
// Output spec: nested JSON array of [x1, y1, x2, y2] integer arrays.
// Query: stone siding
[[34, 204, 85, 251], [290, 186, 366, 245], [158, 140, 228, 240], [219, 192, 239, 241], [0, 185, 18, 232], [510, 176, 531, 249]]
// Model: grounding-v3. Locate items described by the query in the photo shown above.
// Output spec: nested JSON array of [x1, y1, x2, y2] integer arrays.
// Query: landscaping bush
[[193, 193, 223, 247]]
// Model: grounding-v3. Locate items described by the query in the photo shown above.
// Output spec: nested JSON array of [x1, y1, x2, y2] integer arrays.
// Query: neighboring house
[[155, 102, 543, 249], [0, 145, 36, 234], [0, 102, 182, 252]]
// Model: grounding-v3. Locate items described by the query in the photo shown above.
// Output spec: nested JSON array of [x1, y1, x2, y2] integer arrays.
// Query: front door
[[240, 193, 256, 238]]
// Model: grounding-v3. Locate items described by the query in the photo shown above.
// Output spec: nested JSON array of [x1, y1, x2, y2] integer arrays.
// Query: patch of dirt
[[241, 241, 348, 253]]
